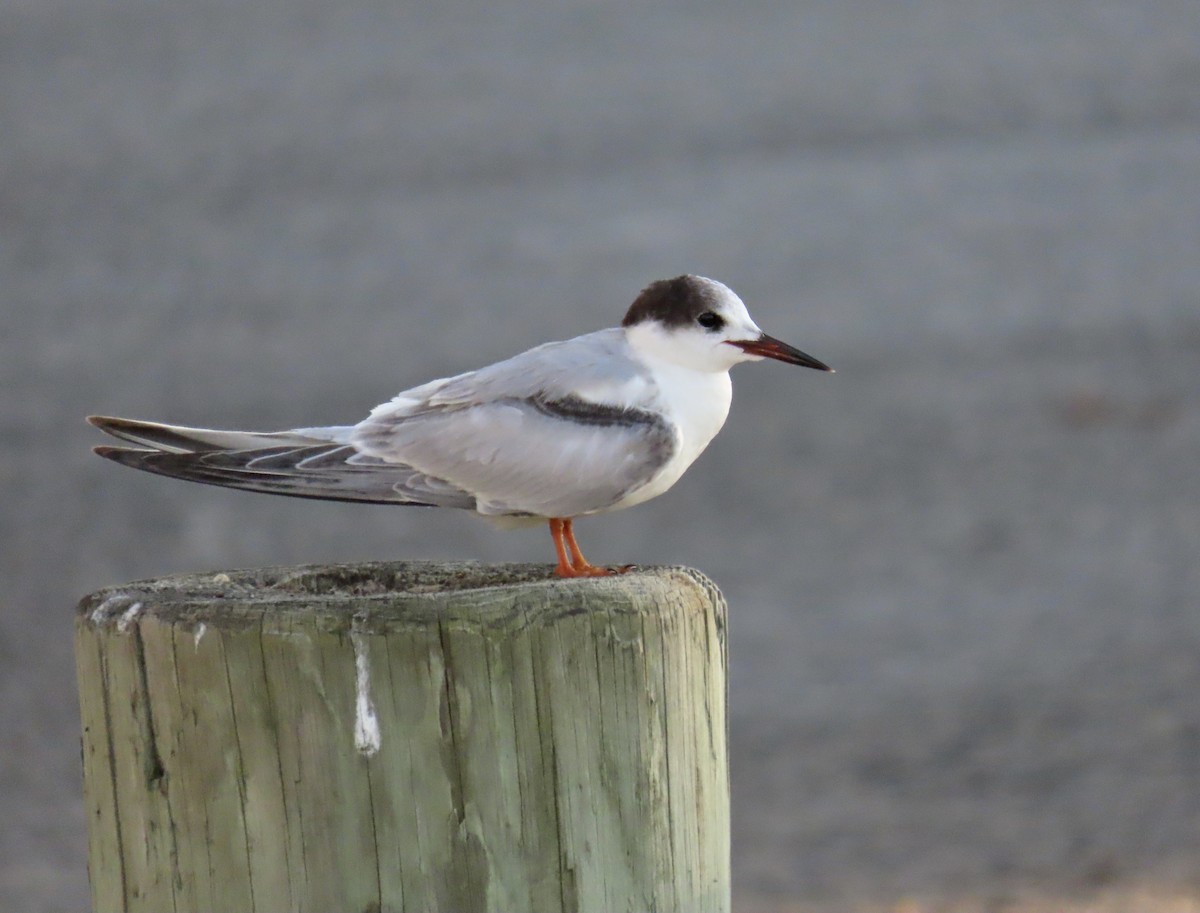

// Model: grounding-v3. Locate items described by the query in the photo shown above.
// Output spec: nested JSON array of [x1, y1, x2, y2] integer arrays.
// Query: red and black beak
[[728, 334, 833, 372]]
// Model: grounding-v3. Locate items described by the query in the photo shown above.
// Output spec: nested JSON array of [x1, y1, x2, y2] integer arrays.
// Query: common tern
[[90, 275, 831, 577]]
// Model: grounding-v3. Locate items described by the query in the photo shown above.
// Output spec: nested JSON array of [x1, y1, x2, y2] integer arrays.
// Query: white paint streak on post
[[351, 622, 380, 757], [193, 622, 207, 650], [115, 602, 143, 632], [90, 592, 133, 625]]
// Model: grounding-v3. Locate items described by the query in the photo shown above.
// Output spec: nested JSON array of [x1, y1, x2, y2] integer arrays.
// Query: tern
[[90, 275, 832, 577]]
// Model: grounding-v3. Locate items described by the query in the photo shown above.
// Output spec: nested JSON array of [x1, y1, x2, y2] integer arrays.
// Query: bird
[[89, 275, 832, 577]]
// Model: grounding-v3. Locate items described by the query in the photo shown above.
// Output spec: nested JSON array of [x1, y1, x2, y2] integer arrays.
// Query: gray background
[[4, 1, 1200, 910]]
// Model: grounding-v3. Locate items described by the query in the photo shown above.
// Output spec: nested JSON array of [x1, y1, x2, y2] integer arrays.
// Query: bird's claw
[[552, 562, 637, 579]]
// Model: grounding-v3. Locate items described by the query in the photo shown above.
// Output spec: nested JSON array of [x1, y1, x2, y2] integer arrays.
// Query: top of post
[[78, 561, 726, 635]]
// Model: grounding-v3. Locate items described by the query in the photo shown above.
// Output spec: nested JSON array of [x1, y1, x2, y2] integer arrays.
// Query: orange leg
[[547, 518, 634, 578], [562, 518, 614, 577], [547, 518, 614, 577], [548, 518, 577, 577]]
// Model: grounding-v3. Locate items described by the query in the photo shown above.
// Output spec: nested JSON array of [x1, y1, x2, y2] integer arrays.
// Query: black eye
[[696, 311, 723, 330]]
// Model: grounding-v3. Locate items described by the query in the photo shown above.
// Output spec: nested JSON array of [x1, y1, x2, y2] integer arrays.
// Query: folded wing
[[351, 328, 677, 517]]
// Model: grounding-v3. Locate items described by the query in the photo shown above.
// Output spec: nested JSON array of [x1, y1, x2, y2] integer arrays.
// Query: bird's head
[[621, 275, 832, 374]]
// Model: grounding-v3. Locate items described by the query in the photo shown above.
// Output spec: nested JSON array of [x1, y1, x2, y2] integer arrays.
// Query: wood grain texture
[[75, 562, 729, 913]]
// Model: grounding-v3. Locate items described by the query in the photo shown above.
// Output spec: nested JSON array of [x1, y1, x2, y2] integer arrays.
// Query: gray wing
[[88, 416, 479, 508], [369, 328, 646, 413], [351, 329, 678, 517]]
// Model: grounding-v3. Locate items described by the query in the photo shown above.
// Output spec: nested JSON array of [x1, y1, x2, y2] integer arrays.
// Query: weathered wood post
[[75, 561, 729, 913]]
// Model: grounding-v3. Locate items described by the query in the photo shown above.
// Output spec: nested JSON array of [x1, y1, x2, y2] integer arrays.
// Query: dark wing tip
[[92, 445, 166, 475], [92, 444, 148, 462]]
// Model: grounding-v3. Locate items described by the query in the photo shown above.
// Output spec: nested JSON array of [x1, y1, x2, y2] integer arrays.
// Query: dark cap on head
[[621, 275, 724, 329]]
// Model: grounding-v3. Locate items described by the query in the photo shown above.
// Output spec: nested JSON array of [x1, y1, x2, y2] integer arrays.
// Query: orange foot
[[548, 518, 636, 578]]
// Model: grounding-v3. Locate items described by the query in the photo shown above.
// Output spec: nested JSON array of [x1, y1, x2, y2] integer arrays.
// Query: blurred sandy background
[[3, 1, 1199, 910]]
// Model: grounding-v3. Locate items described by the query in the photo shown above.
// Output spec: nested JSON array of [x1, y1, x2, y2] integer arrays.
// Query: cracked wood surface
[[75, 561, 729, 913]]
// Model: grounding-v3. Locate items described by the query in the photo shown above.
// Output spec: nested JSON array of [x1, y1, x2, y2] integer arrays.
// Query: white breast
[[608, 360, 733, 511]]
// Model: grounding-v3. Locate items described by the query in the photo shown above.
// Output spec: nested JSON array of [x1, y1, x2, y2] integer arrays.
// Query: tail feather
[[87, 415, 336, 453], [89, 416, 477, 509]]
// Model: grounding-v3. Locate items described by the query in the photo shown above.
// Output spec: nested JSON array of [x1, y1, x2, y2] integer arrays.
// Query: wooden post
[[75, 561, 729, 913]]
